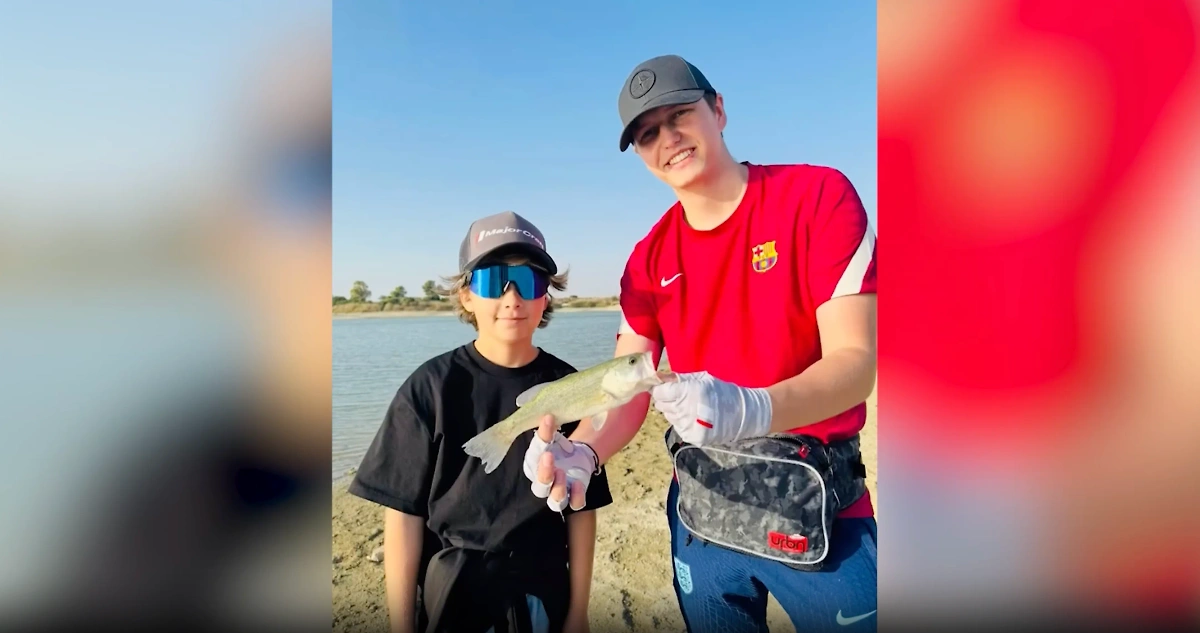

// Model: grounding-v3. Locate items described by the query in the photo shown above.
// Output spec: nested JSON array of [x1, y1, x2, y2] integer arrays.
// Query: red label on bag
[[768, 531, 808, 552]]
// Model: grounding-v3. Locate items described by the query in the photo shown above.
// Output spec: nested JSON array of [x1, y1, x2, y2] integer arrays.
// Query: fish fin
[[515, 381, 550, 407], [588, 410, 608, 431], [462, 424, 521, 474]]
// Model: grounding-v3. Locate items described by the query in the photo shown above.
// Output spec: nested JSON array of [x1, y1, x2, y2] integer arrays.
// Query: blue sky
[[0, 1, 327, 217], [334, 1, 876, 298]]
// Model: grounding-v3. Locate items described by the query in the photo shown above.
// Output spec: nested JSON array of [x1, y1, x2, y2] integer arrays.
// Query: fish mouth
[[647, 370, 676, 388], [629, 351, 669, 389]]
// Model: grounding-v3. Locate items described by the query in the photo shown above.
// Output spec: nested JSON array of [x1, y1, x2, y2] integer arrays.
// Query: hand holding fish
[[462, 352, 664, 473], [524, 415, 597, 512], [650, 371, 774, 446]]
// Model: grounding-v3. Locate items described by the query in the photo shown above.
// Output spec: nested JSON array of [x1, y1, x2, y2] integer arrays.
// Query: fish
[[462, 351, 668, 473]]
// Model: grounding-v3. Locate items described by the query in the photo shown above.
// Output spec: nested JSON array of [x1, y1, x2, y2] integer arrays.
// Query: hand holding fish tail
[[524, 415, 596, 512], [650, 370, 774, 446]]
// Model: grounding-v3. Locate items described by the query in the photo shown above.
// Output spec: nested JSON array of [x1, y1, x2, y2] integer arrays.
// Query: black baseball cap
[[617, 54, 716, 152], [458, 210, 558, 275]]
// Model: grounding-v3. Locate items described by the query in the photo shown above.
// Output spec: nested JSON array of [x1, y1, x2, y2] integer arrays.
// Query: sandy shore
[[333, 388, 877, 632], [333, 305, 621, 320]]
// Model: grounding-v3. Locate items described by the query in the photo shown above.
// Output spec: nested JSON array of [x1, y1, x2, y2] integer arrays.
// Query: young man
[[522, 56, 878, 632], [349, 210, 611, 633]]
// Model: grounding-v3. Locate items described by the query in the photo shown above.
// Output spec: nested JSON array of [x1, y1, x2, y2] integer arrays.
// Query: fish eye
[[628, 357, 636, 365]]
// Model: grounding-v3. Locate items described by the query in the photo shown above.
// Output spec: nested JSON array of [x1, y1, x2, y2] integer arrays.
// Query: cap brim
[[464, 243, 558, 276], [619, 89, 707, 152]]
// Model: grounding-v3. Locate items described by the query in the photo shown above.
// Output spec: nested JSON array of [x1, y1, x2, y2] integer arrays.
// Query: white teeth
[[667, 149, 693, 166]]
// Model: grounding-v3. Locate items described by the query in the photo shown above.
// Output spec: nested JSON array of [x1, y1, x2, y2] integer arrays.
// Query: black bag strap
[[667, 426, 866, 478], [666, 427, 684, 456]]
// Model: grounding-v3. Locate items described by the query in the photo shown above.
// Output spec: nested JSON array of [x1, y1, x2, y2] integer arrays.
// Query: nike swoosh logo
[[836, 610, 876, 625], [660, 273, 682, 287]]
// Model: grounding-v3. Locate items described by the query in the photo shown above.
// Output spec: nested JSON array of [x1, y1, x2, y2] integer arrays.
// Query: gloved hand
[[650, 371, 774, 446], [522, 416, 598, 512]]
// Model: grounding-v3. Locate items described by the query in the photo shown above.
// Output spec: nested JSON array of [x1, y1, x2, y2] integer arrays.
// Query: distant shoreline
[[333, 304, 621, 319]]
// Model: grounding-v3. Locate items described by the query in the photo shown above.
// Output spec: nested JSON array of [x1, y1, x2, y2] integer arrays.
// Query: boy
[[523, 55, 878, 632], [349, 210, 612, 633]]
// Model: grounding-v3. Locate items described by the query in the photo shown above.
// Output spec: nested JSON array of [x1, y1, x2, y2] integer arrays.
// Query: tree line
[[333, 280, 620, 311], [333, 280, 442, 306]]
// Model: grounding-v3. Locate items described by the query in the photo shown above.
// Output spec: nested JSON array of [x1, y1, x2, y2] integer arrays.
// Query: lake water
[[332, 310, 630, 481]]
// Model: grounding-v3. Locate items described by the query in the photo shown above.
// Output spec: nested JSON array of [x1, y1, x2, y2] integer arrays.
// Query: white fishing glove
[[650, 371, 774, 447], [523, 429, 598, 512]]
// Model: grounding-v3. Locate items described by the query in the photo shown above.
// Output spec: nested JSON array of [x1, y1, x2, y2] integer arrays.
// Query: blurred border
[[5, 1, 1199, 631], [879, 0, 1200, 630], [1, 3, 332, 631]]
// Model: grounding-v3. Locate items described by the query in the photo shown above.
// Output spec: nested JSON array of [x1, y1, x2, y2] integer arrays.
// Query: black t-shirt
[[348, 343, 613, 556]]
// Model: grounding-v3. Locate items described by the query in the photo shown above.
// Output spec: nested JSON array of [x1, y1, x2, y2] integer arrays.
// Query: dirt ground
[[332, 388, 877, 632]]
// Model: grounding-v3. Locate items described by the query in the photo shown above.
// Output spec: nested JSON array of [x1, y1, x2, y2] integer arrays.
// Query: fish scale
[[462, 351, 667, 473]]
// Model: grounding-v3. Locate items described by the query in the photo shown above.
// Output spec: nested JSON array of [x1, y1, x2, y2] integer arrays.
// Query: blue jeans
[[667, 478, 878, 633]]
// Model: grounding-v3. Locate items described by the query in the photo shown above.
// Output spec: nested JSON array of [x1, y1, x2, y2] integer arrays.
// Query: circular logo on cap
[[630, 69, 655, 99]]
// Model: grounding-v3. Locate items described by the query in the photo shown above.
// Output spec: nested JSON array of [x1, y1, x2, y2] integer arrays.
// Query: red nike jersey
[[618, 163, 878, 518]]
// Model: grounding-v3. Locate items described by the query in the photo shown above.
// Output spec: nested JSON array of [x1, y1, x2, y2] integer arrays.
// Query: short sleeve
[[347, 378, 436, 517], [806, 169, 877, 309], [617, 244, 662, 344]]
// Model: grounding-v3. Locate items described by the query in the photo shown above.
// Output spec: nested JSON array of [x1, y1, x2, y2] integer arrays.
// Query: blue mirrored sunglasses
[[468, 264, 549, 300]]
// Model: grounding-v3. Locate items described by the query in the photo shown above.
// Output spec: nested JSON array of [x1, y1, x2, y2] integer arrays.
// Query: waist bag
[[666, 427, 868, 571]]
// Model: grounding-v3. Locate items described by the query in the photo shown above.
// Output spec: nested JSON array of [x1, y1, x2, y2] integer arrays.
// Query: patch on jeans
[[673, 556, 693, 594]]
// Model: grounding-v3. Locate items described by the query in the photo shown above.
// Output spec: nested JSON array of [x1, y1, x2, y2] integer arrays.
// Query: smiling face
[[630, 93, 729, 190]]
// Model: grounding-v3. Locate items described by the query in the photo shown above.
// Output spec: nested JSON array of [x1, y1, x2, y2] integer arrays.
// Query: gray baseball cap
[[458, 210, 557, 275], [618, 54, 716, 152]]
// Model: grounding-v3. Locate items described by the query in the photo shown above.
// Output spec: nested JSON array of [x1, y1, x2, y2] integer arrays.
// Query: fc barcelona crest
[[751, 241, 778, 273]]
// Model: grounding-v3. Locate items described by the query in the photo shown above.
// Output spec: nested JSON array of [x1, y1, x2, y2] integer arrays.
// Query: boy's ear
[[459, 287, 474, 313], [713, 93, 727, 131]]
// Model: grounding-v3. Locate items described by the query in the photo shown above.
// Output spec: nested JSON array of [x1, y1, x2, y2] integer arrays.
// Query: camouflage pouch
[[667, 428, 867, 570]]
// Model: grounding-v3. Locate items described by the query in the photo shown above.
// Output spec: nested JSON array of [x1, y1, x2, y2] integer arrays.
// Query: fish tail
[[462, 422, 522, 474]]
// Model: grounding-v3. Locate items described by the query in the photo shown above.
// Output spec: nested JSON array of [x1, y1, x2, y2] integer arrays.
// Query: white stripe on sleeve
[[831, 226, 876, 300]]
